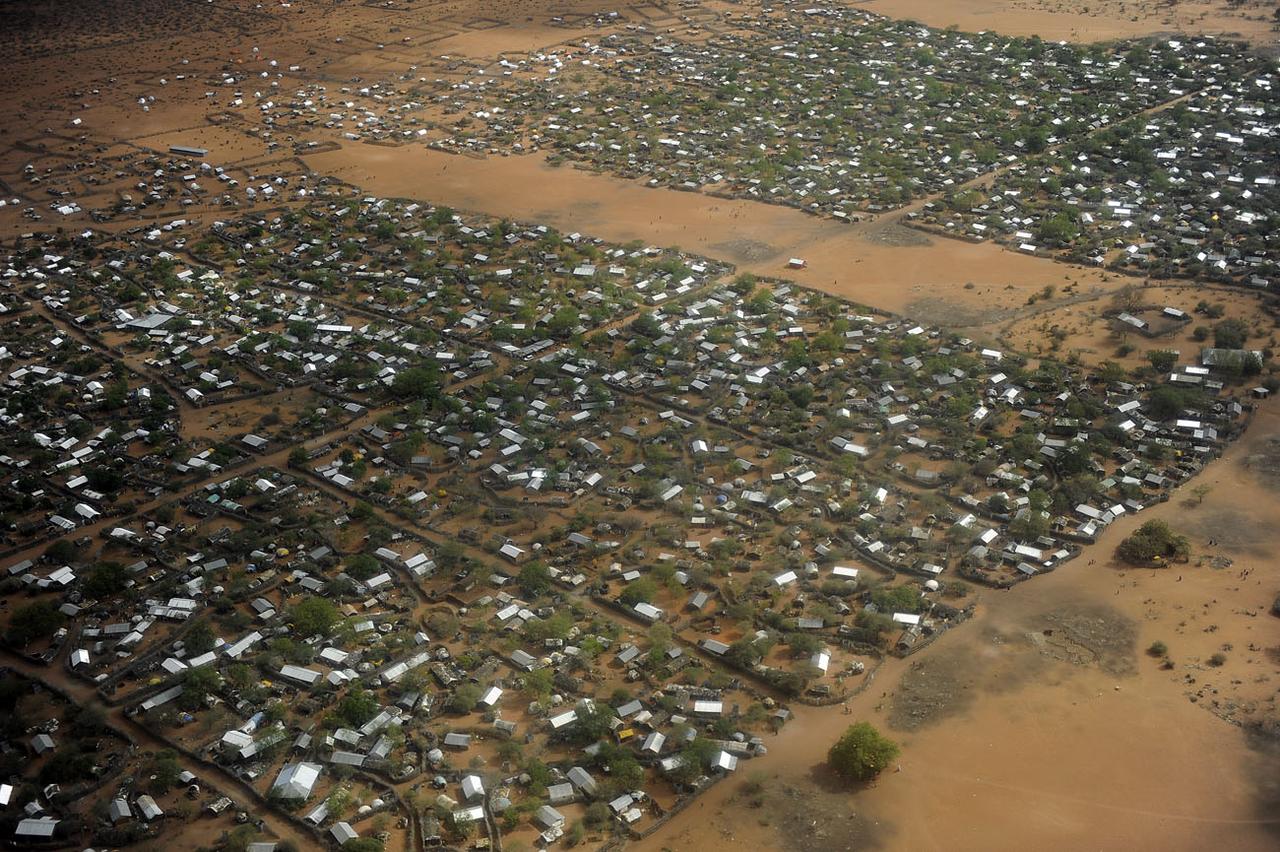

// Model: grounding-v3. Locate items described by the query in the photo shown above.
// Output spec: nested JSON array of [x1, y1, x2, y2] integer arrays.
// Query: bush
[[1213, 318, 1248, 350], [449, 683, 481, 714], [342, 839, 384, 852], [338, 687, 379, 727], [1116, 520, 1189, 565], [289, 597, 338, 637], [1146, 350, 1177, 373], [1147, 641, 1168, 657], [619, 577, 658, 606], [583, 801, 610, 828], [518, 561, 551, 598], [7, 601, 66, 645], [345, 553, 379, 581], [870, 584, 920, 614], [82, 562, 129, 599], [1207, 653, 1227, 667], [828, 722, 899, 782], [1146, 385, 1200, 420]]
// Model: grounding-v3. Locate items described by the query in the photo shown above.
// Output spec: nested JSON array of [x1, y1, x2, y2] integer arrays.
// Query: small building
[[109, 798, 132, 823], [461, 775, 485, 801], [330, 822, 358, 845], [547, 782, 575, 805], [15, 817, 59, 839], [535, 805, 565, 831], [633, 602, 663, 623], [271, 762, 321, 799], [567, 766, 598, 796], [136, 794, 164, 821], [443, 732, 471, 750]]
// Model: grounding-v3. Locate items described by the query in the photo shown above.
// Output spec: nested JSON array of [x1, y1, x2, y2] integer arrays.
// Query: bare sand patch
[[1244, 434, 1280, 490], [305, 143, 1126, 315], [856, 0, 1279, 47]]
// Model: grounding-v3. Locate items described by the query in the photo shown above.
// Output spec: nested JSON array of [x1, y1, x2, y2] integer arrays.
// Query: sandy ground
[[305, 144, 1122, 318], [858, 0, 1280, 46]]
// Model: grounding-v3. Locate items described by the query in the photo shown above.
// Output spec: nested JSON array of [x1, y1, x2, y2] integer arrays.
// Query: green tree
[[828, 722, 900, 782], [44, 538, 79, 563], [518, 561, 551, 598], [289, 597, 339, 637], [391, 366, 441, 402], [1116, 520, 1189, 565], [1037, 213, 1078, 246], [83, 562, 129, 599], [619, 577, 658, 606], [185, 621, 216, 654], [1213, 318, 1248, 350], [147, 750, 183, 793], [345, 553, 379, 581], [870, 584, 920, 614], [6, 601, 65, 645], [1146, 385, 1201, 421], [1147, 350, 1177, 373], [449, 683, 482, 714], [338, 686, 379, 727], [568, 702, 616, 745], [181, 666, 223, 709]]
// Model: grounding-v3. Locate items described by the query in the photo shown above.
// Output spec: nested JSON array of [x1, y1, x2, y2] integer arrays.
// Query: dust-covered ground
[[1244, 434, 1280, 490], [858, 0, 1280, 48], [890, 602, 1138, 731], [699, 776, 894, 852]]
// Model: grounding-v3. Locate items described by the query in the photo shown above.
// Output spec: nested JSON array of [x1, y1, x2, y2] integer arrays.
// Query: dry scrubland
[[0, 1, 1276, 852]]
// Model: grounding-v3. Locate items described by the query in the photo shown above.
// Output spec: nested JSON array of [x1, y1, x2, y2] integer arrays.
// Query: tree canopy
[[518, 561, 552, 598], [6, 601, 65, 645], [289, 597, 339, 637], [1116, 519, 1189, 565], [828, 722, 900, 782]]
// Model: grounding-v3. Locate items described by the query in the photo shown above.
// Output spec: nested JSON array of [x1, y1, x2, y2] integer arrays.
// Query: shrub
[[1147, 641, 1168, 657], [338, 686, 379, 726], [1146, 350, 1177, 373], [518, 561, 551, 598], [870, 584, 920, 614], [289, 597, 339, 637], [1116, 520, 1189, 565], [828, 722, 899, 782], [1213, 318, 1248, 350], [619, 577, 658, 606], [345, 553, 379, 581], [6, 600, 65, 645], [583, 802, 610, 828], [449, 683, 482, 714]]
